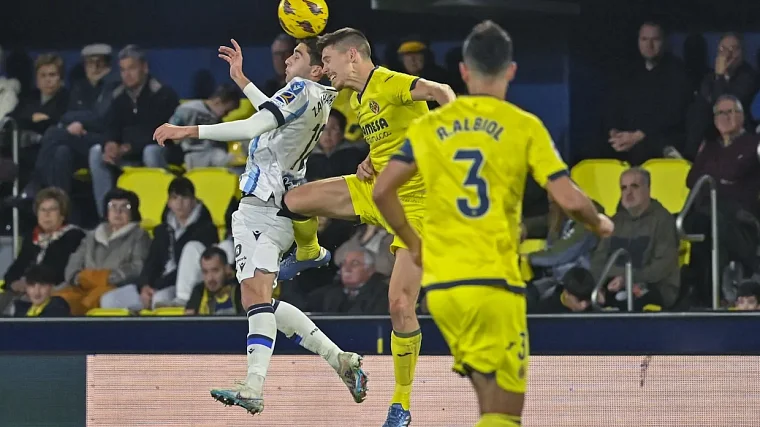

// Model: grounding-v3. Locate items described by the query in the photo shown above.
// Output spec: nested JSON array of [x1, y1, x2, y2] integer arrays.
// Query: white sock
[[245, 303, 277, 395], [273, 299, 342, 371]]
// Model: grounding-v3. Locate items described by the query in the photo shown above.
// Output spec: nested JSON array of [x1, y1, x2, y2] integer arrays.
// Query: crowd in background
[[1, 21, 760, 318]]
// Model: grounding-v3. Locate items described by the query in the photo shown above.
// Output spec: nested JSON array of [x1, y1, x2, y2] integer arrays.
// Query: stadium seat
[[519, 255, 534, 282], [520, 239, 546, 254], [570, 159, 628, 216], [138, 309, 156, 316], [185, 167, 238, 238], [228, 141, 247, 167], [73, 168, 90, 182], [223, 98, 255, 122], [116, 168, 175, 231], [86, 308, 130, 317], [642, 158, 692, 214], [642, 304, 662, 312], [152, 307, 186, 316], [0, 279, 5, 293], [679, 240, 691, 267]]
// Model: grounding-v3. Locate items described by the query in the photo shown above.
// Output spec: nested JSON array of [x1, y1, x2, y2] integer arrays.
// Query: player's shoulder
[[500, 100, 546, 130], [371, 66, 416, 87]]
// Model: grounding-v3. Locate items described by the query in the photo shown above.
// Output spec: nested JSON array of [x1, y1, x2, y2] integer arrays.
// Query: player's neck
[[345, 61, 376, 92], [465, 82, 508, 100]]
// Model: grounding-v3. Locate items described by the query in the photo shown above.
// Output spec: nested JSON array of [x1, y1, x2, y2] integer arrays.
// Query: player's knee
[[470, 372, 524, 417], [281, 191, 309, 220], [388, 294, 415, 317], [240, 273, 275, 306]]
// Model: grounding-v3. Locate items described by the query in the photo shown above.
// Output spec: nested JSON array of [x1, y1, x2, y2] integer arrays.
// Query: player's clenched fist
[[356, 156, 376, 181], [153, 123, 194, 146]]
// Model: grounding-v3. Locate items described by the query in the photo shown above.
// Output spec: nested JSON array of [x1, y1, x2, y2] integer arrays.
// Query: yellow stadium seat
[[139, 309, 156, 316], [678, 240, 691, 267], [0, 279, 5, 293], [185, 167, 238, 235], [228, 141, 248, 167], [519, 255, 534, 282], [520, 239, 546, 254], [223, 99, 255, 122], [152, 307, 186, 316], [117, 168, 175, 231], [73, 168, 91, 182], [642, 158, 692, 214], [642, 304, 662, 312], [86, 308, 131, 317], [570, 159, 628, 216]]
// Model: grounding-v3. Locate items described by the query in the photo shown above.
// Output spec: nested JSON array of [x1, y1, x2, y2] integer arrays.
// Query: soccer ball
[[278, 0, 329, 39]]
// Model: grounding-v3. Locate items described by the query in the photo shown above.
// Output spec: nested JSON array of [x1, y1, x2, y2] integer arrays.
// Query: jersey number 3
[[454, 149, 489, 218]]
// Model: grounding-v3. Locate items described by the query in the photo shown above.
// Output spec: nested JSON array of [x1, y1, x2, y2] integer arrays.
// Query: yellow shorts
[[425, 285, 528, 394], [343, 174, 424, 252]]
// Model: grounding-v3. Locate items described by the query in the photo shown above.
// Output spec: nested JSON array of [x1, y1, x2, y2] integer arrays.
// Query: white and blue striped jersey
[[240, 77, 337, 205]]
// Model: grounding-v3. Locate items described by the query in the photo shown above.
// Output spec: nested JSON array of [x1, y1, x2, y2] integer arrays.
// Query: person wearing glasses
[[684, 94, 760, 307], [55, 188, 151, 315]]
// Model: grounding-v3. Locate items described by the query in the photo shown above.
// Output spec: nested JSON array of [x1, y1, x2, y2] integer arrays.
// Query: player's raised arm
[[373, 139, 422, 264], [153, 108, 279, 145], [218, 39, 269, 108], [410, 78, 457, 106], [528, 122, 614, 238]]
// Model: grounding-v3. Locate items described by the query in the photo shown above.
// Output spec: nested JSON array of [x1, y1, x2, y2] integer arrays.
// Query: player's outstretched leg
[[383, 248, 423, 427], [273, 298, 369, 403], [278, 177, 357, 280], [470, 372, 525, 427], [211, 270, 277, 415]]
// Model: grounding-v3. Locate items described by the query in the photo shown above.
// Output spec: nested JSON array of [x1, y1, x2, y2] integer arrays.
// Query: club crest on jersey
[[369, 100, 380, 115]]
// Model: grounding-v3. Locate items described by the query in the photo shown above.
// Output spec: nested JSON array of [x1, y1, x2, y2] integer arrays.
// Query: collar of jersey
[[357, 65, 380, 104]]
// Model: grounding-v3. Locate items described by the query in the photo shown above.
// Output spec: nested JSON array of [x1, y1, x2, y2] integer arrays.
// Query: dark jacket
[[3, 225, 85, 286], [139, 202, 218, 290], [606, 54, 693, 165], [305, 141, 369, 182], [12, 88, 70, 135], [105, 77, 178, 161], [590, 199, 680, 307], [699, 62, 757, 121], [318, 273, 389, 314], [13, 296, 70, 317], [186, 280, 243, 315], [687, 133, 760, 216], [60, 73, 120, 133]]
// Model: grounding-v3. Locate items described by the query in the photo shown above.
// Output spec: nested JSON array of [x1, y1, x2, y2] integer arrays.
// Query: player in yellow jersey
[[276, 28, 455, 426], [373, 21, 614, 427]]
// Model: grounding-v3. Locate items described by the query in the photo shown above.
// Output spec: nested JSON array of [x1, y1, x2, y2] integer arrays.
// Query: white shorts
[[231, 198, 294, 283]]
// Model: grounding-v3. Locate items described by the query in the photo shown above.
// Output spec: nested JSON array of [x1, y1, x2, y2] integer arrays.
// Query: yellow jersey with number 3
[[393, 95, 569, 289], [351, 66, 429, 196]]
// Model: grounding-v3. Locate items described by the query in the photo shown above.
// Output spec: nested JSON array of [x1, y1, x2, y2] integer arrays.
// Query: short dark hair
[[168, 177, 195, 198], [462, 20, 513, 76], [104, 188, 142, 222], [297, 37, 323, 66], [201, 246, 228, 265], [35, 187, 70, 220], [317, 27, 371, 59], [24, 264, 59, 286], [329, 109, 347, 134], [210, 83, 240, 105], [562, 267, 595, 301], [118, 44, 146, 63]]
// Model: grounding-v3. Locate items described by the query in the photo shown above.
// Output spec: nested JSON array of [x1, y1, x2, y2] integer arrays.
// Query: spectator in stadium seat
[[19, 44, 118, 222], [314, 249, 389, 314], [101, 177, 217, 310], [733, 279, 760, 311], [396, 35, 450, 109], [166, 84, 239, 169], [525, 196, 603, 300], [305, 109, 368, 182], [529, 266, 595, 314], [603, 22, 692, 165], [684, 95, 760, 305], [185, 247, 242, 316], [57, 188, 150, 315], [687, 33, 758, 157], [11, 264, 70, 317], [10, 53, 69, 190], [592, 167, 680, 310], [88, 45, 179, 218], [262, 34, 296, 97], [0, 188, 85, 314]]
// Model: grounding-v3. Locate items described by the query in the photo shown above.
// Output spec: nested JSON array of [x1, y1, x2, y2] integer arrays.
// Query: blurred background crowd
[[1, 0, 760, 318]]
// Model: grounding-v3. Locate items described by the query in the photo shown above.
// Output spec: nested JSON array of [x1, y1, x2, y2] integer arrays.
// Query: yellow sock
[[390, 329, 422, 410], [474, 413, 522, 427], [292, 217, 321, 261]]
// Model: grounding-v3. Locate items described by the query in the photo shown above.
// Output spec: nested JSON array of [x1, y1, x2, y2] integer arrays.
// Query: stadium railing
[[590, 247, 634, 311], [0, 117, 20, 256]]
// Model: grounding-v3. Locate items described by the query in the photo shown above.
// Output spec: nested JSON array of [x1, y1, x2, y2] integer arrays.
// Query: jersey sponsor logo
[[362, 118, 389, 136], [368, 100, 380, 114]]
